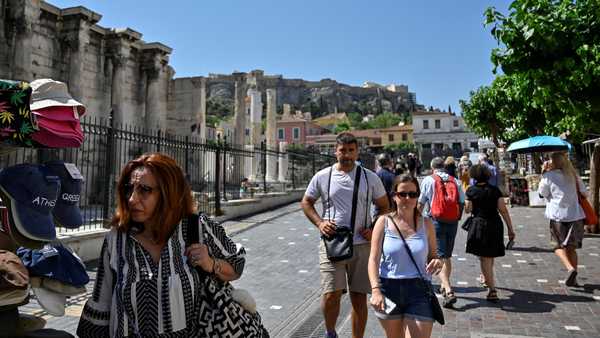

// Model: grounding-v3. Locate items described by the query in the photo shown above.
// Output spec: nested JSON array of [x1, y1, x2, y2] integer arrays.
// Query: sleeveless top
[[379, 217, 430, 280]]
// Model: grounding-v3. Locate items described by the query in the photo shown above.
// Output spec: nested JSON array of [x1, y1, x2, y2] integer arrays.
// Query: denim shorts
[[374, 277, 434, 322], [433, 220, 458, 258]]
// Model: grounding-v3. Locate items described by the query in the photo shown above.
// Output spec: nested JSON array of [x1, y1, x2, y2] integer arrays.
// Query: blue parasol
[[506, 135, 571, 154]]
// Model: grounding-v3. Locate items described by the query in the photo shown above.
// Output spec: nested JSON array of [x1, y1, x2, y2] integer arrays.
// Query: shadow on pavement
[[511, 246, 553, 253]]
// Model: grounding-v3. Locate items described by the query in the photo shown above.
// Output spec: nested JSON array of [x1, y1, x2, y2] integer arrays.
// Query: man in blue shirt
[[418, 157, 465, 308], [376, 153, 396, 209]]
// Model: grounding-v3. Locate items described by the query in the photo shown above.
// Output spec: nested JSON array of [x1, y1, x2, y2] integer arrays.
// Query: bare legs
[[322, 291, 368, 338], [379, 318, 433, 338]]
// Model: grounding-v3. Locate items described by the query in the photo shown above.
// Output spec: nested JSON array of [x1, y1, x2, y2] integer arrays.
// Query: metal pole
[[222, 136, 228, 201], [214, 135, 222, 216], [102, 113, 115, 222], [262, 140, 267, 194]]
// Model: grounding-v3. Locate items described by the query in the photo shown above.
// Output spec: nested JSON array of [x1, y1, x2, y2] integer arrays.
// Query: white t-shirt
[[538, 170, 587, 222], [305, 164, 386, 245]]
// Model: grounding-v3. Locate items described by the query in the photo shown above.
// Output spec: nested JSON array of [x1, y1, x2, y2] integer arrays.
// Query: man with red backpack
[[418, 157, 465, 308]]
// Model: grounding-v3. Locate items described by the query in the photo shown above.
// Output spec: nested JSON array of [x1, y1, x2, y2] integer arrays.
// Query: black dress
[[465, 184, 505, 257]]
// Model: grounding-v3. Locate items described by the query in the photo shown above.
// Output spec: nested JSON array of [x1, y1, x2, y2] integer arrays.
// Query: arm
[[301, 195, 335, 236], [373, 195, 390, 217], [424, 217, 443, 274], [577, 176, 589, 198], [538, 175, 551, 200], [497, 197, 516, 240], [368, 216, 386, 312], [77, 234, 115, 338]]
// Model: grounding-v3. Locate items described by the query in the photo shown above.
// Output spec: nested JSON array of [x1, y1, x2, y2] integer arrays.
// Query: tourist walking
[[77, 153, 268, 337], [301, 132, 389, 338], [538, 152, 588, 287], [464, 164, 516, 302], [417, 157, 464, 308], [444, 156, 457, 178], [458, 155, 472, 192], [368, 174, 443, 338], [376, 153, 397, 210], [407, 153, 417, 177]]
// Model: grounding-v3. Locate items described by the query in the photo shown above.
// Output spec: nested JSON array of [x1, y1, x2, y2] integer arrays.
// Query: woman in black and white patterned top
[[77, 153, 268, 337]]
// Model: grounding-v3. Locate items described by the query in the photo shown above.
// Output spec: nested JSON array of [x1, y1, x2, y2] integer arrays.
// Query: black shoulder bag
[[387, 216, 445, 325], [321, 165, 362, 262]]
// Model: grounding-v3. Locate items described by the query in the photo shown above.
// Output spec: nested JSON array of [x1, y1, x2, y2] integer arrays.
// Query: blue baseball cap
[[17, 244, 89, 287], [43, 161, 83, 229], [0, 164, 60, 242]]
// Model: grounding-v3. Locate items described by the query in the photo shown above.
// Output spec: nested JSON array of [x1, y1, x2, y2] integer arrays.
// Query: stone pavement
[[18, 203, 600, 337]]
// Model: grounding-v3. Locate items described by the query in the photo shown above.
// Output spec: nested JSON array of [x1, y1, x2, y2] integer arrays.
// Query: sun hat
[[0, 287, 29, 307], [0, 250, 29, 291], [17, 244, 89, 287], [31, 129, 83, 148], [30, 79, 85, 115], [0, 204, 47, 249], [32, 284, 66, 316], [30, 277, 86, 297], [0, 164, 60, 242], [42, 161, 83, 229]]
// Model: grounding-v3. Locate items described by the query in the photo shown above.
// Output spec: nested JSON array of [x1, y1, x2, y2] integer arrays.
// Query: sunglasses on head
[[394, 191, 419, 198]]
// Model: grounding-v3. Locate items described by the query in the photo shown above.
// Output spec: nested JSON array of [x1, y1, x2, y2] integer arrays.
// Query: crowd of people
[[301, 132, 590, 338]]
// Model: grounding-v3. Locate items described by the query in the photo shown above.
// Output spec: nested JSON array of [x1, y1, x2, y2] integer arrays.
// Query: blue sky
[[51, 0, 511, 113]]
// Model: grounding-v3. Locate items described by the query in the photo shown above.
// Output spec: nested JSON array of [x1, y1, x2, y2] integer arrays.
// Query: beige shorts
[[319, 242, 371, 295]]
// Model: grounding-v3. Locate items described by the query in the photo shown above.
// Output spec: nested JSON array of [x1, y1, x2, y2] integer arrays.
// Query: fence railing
[[0, 117, 338, 233]]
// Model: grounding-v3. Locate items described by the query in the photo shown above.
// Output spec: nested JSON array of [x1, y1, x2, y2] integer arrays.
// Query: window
[[278, 128, 284, 140], [435, 119, 441, 129], [453, 119, 459, 128], [423, 120, 429, 129], [402, 133, 408, 141], [293, 127, 300, 139], [388, 134, 394, 142], [470, 142, 479, 151]]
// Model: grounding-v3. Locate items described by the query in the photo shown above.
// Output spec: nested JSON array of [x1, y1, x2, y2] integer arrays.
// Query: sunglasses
[[394, 191, 419, 199], [124, 183, 157, 199]]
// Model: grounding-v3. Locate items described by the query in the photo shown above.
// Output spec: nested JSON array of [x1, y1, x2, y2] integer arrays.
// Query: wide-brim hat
[[36, 118, 83, 140], [32, 129, 83, 149], [0, 249, 29, 291], [32, 285, 66, 316], [30, 79, 85, 115], [17, 244, 89, 288], [0, 287, 29, 307], [43, 161, 83, 229], [30, 277, 86, 297]]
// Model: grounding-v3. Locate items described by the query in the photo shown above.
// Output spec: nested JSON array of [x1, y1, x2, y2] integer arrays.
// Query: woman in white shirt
[[538, 152, 587, 287]]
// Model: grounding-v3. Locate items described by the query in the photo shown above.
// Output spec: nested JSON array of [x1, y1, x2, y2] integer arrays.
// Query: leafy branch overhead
[[464, 0, 600, 143]]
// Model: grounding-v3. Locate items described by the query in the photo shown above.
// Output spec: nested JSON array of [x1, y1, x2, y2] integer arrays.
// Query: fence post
[[262, 140, 267, 194], [291, 155, 295, 189], [222, 136, 228, 202], [185, 135, 190, 174], [214, 135, 223, 216], [156, 129, 162, 153], [102, 117, 115, 222]]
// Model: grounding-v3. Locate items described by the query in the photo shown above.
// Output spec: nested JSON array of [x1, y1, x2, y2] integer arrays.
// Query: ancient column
[[266, 89, 278, 181], [233, 75, 247, 146], [6, 0, 40, 80], [106, 29, 140, 126], [198, 77, 207, 140], [247, 88, 262, 180], [278, 141, 288, 182], [142, 43, 172, 131]]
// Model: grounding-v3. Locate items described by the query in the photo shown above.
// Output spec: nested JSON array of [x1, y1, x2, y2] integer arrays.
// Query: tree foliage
[[464, 0, 600, 142], [333, 122, 351, 134], [383, 142, 417, 154]]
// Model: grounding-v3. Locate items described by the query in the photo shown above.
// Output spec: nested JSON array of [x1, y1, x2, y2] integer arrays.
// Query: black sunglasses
[[394, 191, 419, 199]]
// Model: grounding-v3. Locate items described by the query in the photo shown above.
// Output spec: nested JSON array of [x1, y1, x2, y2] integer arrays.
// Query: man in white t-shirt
[[301, 133, 389, 338]]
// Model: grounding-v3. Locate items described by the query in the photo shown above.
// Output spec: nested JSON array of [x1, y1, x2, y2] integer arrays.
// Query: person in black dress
[[464, 164, 516, 302]]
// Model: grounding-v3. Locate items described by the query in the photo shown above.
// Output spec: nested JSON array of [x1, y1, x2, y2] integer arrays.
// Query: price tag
[[64, 163, 84, 180]]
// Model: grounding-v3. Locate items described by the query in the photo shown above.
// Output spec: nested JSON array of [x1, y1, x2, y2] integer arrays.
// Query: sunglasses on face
[[124, 183, 157, 199], [394, 191, 419, 199]]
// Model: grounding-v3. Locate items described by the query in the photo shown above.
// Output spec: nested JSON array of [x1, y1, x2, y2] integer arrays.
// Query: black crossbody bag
[[322, 165, 369, 262], [387, 216, 445, 325]]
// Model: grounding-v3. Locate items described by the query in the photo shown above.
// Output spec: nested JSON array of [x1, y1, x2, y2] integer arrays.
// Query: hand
[[426, 258, 443, 275], [359, 228, 373, 241], [508, 229, 516, 241], [542, 160, 553, 173], [185, 244, 213, 272], [370, 289, 385, 313], [318, 219, 336, 237]]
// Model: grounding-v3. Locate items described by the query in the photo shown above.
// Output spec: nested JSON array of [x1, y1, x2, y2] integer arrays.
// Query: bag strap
[[387, 216, 426, 281], [363, 169, 370, 228], [185, 213, 209, 278], [324, 166, 333, 219], [349, 166, 362, 234]]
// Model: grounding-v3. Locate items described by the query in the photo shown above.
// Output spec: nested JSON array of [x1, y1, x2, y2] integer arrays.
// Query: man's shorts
[[319, 242, 371, 294], [433, 220, 458, 258], [550, 219, 584, 249]]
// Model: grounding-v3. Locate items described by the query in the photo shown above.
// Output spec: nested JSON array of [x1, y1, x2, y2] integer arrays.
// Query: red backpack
[[430, 174, 460, 222]]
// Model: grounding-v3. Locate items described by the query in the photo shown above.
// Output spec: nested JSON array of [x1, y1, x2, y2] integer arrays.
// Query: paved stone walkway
[[17, 203, 600, 337]]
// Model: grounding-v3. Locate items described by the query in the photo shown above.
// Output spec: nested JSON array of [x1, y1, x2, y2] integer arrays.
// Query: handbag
[[388, 216, 445, 325], [322, 165, 364, 262], [576, 180, 598, 226], [461, 215, 474, 231]]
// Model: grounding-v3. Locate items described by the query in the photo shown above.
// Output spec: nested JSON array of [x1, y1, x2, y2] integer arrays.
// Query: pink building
[[276, 112, 328, 145]]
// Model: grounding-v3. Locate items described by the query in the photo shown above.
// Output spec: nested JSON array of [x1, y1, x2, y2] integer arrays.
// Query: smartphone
[[384, 296, 397, 314], [505, 239, 515, 250]]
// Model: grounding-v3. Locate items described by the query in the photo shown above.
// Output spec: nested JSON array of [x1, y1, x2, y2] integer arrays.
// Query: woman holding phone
[[368, 174, 443, 338]]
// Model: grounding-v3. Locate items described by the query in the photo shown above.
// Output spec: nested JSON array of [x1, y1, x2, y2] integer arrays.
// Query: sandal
[[486, 289, 499, 302], [442, 289, 457, 308], [478, 275, 488, 288]]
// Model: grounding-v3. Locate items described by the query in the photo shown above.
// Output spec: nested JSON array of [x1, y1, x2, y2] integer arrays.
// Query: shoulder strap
[[387, 216, 425, 280], [363, 168, 370, 228], [349, 166, 362, 233], [324, 166, 334, 218], [185, 213, 203, 246]]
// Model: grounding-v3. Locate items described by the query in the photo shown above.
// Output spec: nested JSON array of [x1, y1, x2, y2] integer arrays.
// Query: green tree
[[383, 142, 417, 153], [479, 0, 600, 141], [370, 112, 402, 129], [333, 122, 351, 134]]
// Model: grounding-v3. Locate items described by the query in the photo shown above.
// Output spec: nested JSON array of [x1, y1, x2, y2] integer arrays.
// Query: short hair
[[112, 153, 196, 243], [444, 156, 456, 166], [478, 153, 488, 164], [336, 132, 358, 147], [430, 157, 444, 170], [377, 153, 391, 166], [469, 164, 491, 183]]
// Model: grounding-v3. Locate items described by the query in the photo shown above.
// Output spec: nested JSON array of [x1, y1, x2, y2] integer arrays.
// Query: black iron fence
[[0, 117, 338, 233]]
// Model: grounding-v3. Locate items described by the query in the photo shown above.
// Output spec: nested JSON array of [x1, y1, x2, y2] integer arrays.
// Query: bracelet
[[371, 286, 381, 290]]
